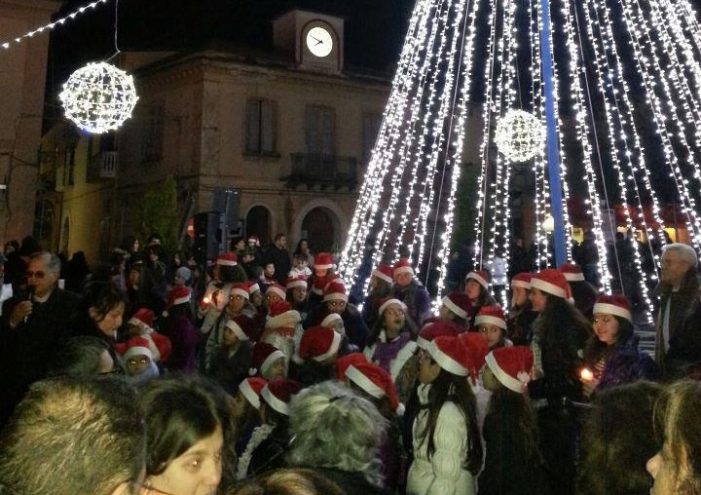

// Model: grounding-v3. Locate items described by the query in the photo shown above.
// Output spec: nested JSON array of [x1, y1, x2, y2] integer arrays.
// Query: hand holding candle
[[580, 367, 594, 382]]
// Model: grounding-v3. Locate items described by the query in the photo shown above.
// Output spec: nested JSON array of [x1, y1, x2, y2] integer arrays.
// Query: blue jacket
[[598, 336, 659, 390]]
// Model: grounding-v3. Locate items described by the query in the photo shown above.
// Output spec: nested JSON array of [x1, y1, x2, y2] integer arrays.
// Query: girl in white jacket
[[406, 335, 482, 495]]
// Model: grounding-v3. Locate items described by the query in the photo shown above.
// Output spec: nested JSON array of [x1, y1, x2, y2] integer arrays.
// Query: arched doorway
[[246, 206, 271, 246], [302, 207, 337, 253]]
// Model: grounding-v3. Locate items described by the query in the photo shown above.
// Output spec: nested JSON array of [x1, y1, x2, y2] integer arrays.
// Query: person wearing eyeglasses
[[0, 251, 80, 427]]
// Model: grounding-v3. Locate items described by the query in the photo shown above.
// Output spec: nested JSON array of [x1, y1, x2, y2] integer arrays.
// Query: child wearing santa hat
[[475, 305, 512, 350], [344, 362, 406, 490], [405, 335, 483, 495], [160, 286, 199, 374], [237, 378, 302, 479], [207, 314, 257, 393], [478, 346, 550, 495], [232, 377, 267, 457], [290, 325, 344, 386], [118, 336, 160, 384], [463, 270, 498, 331], [361, 264, 395, 329], [507, 272, 537, 345]]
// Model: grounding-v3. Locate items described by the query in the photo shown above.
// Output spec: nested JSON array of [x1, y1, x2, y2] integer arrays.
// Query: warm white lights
[[494, 109, 546, 163], [60, 62, 138, 134]]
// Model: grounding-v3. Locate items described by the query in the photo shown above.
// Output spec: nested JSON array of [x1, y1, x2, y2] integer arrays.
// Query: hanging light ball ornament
[[494, 109, 545, 162], [60, 62, 139, 134]]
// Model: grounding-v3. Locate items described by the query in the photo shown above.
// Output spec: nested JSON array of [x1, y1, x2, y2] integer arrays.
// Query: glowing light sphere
[[60, 62, 138, 134], [494, 109, 545, 162]]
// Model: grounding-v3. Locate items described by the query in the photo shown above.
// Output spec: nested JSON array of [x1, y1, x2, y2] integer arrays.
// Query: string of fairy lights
[[341, 0, 701, 320]]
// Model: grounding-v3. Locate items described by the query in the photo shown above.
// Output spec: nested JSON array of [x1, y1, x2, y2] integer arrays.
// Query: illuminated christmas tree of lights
[[339, 0, 701, 321]]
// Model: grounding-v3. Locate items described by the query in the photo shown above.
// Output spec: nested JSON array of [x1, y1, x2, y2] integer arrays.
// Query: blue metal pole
[[539, 0, 567, 266]]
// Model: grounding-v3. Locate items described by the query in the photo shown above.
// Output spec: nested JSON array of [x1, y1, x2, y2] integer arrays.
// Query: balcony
[[282, 153, 358, 191], [87, 151, 118, 182]]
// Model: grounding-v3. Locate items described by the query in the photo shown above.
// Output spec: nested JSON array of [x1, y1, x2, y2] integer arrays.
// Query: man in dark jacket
[[265, 234, 291, 284], [0, 252, 80, 426], [655, 243, 699, 371]]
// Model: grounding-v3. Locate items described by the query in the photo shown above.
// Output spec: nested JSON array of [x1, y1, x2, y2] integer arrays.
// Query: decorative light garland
[[495, 110, 546, 163], [60, 61, 138, 134], [0, 0, 110, 51]]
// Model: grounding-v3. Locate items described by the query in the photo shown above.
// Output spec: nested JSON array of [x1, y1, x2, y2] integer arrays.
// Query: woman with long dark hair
[[507, 272, 537, 345], [406, 335, 482, 495], [526, 269, 591, 495], [464, 271, 497, 331], [581, 294, 658, 397]]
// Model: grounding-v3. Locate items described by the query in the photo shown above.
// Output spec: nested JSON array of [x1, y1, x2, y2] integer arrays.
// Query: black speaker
[[212, 188, 241, 231], [193, 211, 221, 262]]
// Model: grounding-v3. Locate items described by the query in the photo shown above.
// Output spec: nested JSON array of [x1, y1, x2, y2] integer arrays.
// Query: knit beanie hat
[[175, 266, 192, 283]]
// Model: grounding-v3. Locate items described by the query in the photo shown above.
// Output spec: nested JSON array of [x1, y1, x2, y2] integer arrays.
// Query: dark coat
[[264, 245, 291, 284], [247, 423, 292, 477], [161, 313, 200, 373], [655, 270, 699, 365], [207, 341, 253, 393], [478, 408, 552, 495], [596, 336, 659, 390], [507, 305, 537, 345], [308, 467, 388, 495], [665, 299, 701, 379], [0, 288, 80, 425]]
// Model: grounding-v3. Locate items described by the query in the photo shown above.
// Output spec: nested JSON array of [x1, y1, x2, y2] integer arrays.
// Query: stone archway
[[301, 207, 340, 253], [245, 205, 272, 246]]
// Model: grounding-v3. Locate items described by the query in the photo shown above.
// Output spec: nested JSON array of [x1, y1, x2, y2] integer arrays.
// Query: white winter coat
[[406, 384, 476, 495]]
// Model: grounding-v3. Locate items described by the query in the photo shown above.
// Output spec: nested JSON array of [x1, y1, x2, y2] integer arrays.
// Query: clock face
[[306, 26, 334, 58]]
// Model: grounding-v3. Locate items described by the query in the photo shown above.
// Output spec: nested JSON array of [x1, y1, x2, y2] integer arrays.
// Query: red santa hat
[[458, 332, 489, 382], [345, 363, 404, 416], [559, 263, 585, 282], [417, 321, 460, 350], [251, 342, 285, 377], [238, 377, 268, 410], [216, 252, 238, 266], [118, 337, 154, 362], [393, 258, 414, 277], [265, 283, 287, 301], [286, 275, 308, 291], [128, 308, 155, 331], [314, 252, 334, 270], [593, 294, 632, 322], [465, 270, 490, 290], [474, 305, 507, 330], [530, 269, 572, 300], [323, 280, 348, 303], [485, 346, 534, 393], [378, 298, 407, 316], [247, 235, 260, 246], [320, 312, 343, 328], [260, 379, 302, 416], [335, 352, 368, 380], [510, 272, 533, 290], [442, 292, 471, 319], [226, 315, 258, 342], [426, 336, 471, 377], [297, 326, 342, 363], [230, 282, 250, 300], [147, 333, 172, 363], [266, 300, 301, 329], [167, 286, 191, 308], [248, 282, 261, 295], [372, 264, 394, 285]]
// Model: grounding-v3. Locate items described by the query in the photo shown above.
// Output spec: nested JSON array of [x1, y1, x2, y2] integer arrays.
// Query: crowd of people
[[0, 233, 700, 495]]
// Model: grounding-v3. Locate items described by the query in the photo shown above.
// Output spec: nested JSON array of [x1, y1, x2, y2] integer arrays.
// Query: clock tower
[[273, 10, 344, 74]]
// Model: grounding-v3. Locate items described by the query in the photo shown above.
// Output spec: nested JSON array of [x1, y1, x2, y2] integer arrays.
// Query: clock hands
[[309, 35, 324, 46]]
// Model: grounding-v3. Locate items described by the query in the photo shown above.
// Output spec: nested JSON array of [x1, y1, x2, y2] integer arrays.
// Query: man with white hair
[[655, 243, 699, 369]]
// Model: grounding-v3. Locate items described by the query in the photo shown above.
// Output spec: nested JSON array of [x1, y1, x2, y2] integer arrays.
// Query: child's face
[[264, 264, 275, 277], [315, 268, 328, 278], [126, 354, 151, 376], [222, 327, 239, 346], [294, 258, 308, 269], [479, 324, 504, 349]]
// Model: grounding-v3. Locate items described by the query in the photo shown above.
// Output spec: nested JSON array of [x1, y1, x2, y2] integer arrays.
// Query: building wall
[[0, 0, 60, 246], [116, 51, 390, 254]]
